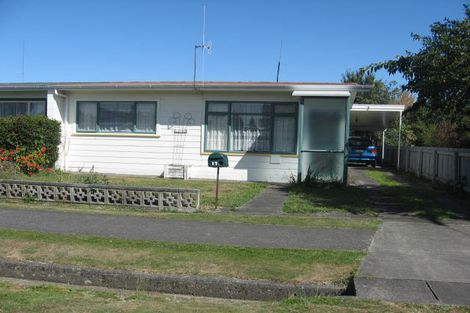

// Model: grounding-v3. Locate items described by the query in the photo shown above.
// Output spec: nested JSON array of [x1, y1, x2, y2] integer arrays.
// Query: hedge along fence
[[0, 179, 200, 212], [0, 115, 61, 168]]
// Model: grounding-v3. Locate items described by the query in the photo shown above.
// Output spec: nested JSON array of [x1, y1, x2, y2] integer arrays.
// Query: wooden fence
[[382, 146, 470, 193]]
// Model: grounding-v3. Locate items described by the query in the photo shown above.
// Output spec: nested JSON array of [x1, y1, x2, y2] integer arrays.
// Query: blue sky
[[0, 0, 467, 85]]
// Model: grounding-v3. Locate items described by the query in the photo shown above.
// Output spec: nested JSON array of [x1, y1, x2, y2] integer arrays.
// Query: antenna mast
[[193, 5, 212, 89], [276, 40, 282, 82]]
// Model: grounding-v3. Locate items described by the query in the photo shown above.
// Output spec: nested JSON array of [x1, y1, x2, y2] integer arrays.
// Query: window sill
[[201, 152, 298, 158], [72, 133, 160, 138]]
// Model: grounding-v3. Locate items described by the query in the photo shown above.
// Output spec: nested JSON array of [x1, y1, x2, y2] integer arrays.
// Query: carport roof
[[350, 104, 405, 132]]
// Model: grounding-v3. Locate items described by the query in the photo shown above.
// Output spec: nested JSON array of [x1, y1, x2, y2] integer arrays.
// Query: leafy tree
[[368, 5, 470, 147], [341, 70, 401, 104]]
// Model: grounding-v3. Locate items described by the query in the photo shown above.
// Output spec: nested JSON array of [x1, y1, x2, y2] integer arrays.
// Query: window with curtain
[[0, 100, 46, 117], [77, 101, 157, 133], [205, 101, 297, 154]]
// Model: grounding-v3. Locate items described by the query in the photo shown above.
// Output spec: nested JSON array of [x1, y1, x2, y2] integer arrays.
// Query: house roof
[[0, 81, 372, 92]]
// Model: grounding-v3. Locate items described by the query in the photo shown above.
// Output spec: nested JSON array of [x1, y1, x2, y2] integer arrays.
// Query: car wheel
[[372, 161, 377, 168]]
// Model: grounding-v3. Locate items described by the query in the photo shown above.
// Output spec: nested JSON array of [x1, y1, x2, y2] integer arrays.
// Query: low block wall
[[0, 179, 199, 212]]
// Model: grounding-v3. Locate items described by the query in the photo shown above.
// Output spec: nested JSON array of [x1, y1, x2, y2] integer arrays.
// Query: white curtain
[[77, 102, 97, 131], [273, 116, 296, 153], [206, 114, 227, 150], [135, 103, 156, 133], [231, 115, 271, 152], [98, 102, 133, 132]]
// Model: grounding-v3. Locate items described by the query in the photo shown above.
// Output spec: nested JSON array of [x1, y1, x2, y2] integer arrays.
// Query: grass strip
[[1, 280, 468, 313], [366, 170, 402, 187], [283, 184, 376, 215], [0, 199, 381, 230], [0, 228, 364, 286]]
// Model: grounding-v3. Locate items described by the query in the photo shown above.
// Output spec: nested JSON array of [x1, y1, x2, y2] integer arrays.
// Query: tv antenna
[[276, 40, 282, 82], [193, 5, 212, 89]]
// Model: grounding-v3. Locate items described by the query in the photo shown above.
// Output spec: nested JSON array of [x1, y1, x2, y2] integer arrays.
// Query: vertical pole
[[215, 166, 220, 210], [397, 111, 403, 170], [382, 129, 386, 162], [193, 45, 198, 89]]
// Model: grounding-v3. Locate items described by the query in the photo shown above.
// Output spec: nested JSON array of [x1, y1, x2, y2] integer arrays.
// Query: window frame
[[76, 101, 158, 134], [204, 101, 298, 154], [0, 99, 47, 117]]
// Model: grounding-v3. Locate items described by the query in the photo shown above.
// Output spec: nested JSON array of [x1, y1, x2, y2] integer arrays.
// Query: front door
[[299, 97, 347, 182]]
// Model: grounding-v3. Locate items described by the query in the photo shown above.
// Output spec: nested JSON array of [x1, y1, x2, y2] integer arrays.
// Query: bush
[[0, 146, 52, 175], [0, 115, 61, 167]]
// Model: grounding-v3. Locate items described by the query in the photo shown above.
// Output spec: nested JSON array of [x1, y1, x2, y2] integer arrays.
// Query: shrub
[[0, 115, 61, 167], [0, 146, 51, 175]]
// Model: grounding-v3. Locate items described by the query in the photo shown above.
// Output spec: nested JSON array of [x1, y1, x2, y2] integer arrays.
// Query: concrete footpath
[[355, 217, 470, 305], [0, 208, 373, 250]]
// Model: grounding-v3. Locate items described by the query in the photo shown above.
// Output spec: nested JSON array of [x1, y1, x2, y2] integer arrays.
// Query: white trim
[[292, 90, 351, 97], [351, 104, 405, 112]]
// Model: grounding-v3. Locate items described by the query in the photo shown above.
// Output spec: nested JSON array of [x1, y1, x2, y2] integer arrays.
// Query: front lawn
[[1, 280, 468, 313], [283, 184, 375, 215], [1, 171, 267, 210], [0, 228, 364, 286]]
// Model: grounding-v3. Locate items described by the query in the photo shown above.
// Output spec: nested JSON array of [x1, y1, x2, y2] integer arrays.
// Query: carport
[[350, 104, 406, 168]]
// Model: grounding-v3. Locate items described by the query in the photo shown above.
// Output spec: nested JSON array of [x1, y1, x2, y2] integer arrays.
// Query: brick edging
[[0, 259, 344, 301]]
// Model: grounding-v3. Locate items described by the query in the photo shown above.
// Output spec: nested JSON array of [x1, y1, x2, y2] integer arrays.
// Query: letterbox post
[[215, 166, 220, 210], [208, 152, 228, 210]]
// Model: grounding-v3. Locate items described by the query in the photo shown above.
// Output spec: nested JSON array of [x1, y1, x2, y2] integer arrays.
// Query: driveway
[[349, 166, 470, 305]]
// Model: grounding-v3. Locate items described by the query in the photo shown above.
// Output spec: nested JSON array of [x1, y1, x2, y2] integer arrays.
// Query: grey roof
[[0, 81, 372, 92]]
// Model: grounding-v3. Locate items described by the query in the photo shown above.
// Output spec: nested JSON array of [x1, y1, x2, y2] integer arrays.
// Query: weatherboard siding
[[60, 90, 298, 183]]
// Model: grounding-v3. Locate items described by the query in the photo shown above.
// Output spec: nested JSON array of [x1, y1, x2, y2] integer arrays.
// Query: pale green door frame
[[297, 97, 350, 184]]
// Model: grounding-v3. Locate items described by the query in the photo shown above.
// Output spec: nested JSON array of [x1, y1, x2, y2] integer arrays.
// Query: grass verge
[[283, 184, 375, 215], [0, 198, 381, 230], [0, 228, 364, 286], [3, 171, 267, 210], [1, 280, 468, 313]]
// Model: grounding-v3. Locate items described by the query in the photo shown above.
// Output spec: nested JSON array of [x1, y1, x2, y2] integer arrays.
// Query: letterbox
[[208, 152, 229, 168]]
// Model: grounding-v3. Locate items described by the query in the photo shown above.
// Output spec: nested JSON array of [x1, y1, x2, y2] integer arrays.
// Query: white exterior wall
[[58, 90, 299, 183]]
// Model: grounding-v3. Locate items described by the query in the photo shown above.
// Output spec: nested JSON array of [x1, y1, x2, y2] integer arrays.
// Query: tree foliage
[[368, 5, 470, 147], [341, 70, 401, 104]]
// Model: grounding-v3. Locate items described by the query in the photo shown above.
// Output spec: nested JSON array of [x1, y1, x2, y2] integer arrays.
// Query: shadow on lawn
[[285, 182, 470, 224]]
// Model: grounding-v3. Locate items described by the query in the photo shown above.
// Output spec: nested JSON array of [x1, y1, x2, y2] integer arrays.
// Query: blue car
[[347, 136, 377, 167]]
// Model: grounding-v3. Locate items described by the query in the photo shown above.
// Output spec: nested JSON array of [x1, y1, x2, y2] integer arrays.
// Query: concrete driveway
[[349, 166, 470, 305]]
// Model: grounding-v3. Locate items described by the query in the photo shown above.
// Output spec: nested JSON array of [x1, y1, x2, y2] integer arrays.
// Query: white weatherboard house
[[0, 81, 373, 183]]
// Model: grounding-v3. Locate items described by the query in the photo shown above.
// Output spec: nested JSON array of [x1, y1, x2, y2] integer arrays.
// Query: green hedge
[[0, 115, 61, 166]]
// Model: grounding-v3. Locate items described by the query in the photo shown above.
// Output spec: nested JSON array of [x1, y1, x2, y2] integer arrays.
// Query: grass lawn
[[1, 280, 468, 313], [283, 184, 375, 215], [2, 171, 267, 210], [0, 228, 364, 286], [0, 198, 381, 230]]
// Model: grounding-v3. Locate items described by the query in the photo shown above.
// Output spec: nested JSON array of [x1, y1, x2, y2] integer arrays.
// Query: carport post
[[397, 111, 403, 170], [382, 128, 387, 163]]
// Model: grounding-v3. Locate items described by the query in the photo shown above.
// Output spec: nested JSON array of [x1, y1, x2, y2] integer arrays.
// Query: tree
[[341, 70, 401, 104], [368, 5, 470, 147]]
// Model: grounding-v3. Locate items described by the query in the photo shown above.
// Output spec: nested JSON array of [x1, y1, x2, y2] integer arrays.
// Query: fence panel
[[382, 146, 470, 192]]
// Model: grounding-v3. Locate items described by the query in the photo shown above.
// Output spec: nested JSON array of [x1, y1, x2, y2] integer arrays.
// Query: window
[[77, 101, 157, 133], [0, 100, 46, 117], [205, 101, 298, 154]]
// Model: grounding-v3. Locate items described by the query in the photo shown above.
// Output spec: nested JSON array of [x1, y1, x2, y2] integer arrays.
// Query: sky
[[0, 0, 467, 85]]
